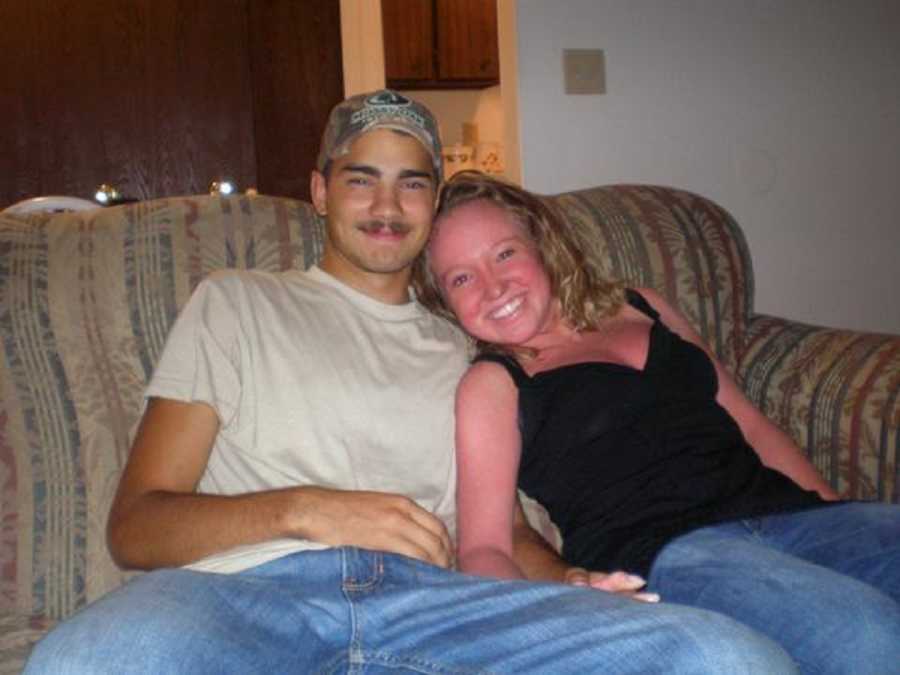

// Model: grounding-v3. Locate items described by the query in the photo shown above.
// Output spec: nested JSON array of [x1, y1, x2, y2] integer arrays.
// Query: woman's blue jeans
[[648, 502, 900, 675], [25, 547, 796, 674]]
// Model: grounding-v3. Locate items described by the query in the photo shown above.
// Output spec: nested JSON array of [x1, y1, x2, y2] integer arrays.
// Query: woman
[[412, 172, 900, 675]]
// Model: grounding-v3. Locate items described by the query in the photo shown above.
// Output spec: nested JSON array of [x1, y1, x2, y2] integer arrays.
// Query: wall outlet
[[563, 49, 606, 95]]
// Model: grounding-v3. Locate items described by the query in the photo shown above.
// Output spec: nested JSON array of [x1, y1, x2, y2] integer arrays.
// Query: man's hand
[[296, 488, 454, 568], [564, 568, 660, 603]]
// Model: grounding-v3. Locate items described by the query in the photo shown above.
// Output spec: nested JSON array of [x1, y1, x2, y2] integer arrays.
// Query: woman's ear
[[310, 171, 327, 216]]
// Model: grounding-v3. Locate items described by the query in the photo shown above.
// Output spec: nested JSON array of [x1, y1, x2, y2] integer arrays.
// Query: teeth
[[491, 297, 523, 319]]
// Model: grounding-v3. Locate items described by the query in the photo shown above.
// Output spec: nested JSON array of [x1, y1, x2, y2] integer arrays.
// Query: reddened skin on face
[[429, 200, 560, 348], [311, 128, 437, 305]]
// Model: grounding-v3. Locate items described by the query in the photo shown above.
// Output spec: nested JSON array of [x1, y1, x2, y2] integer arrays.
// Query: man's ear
[[310, 171, 327, 216]]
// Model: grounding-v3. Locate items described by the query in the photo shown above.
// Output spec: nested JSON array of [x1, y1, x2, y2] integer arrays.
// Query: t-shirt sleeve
[[145, 274, 243, 427]]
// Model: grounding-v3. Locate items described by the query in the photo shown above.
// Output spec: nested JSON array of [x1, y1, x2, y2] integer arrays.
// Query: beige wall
[[400, 87, 504, 165], [339, 0, 385, 95], [515, 0, 900, 334]]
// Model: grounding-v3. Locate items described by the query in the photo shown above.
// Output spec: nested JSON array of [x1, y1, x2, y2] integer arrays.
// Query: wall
[[515, 0, 900, 334], [403, 87, 503, 145], [340, 0, 385, 95], [497, 0, 521, 184]]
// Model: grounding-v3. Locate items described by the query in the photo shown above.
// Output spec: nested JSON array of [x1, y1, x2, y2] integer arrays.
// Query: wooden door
[[0, 0, 343, 206], [249, 1, 344, 199]]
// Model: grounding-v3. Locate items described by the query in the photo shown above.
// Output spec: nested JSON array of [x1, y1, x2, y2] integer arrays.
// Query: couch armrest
[[737, 314, 899, 503]]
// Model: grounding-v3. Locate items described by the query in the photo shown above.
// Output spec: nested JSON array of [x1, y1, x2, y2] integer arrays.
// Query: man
[[24, 90, 796, 673]]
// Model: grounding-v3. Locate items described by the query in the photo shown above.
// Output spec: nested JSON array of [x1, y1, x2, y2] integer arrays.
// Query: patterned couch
[[1, 187, 898, 672]]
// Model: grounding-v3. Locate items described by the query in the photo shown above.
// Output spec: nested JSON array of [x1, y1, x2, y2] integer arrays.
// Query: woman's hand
[[564, 567, 660, 603]]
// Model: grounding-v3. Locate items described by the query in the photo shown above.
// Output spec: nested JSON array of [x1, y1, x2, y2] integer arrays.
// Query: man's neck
[[318, 259, 412, 305]]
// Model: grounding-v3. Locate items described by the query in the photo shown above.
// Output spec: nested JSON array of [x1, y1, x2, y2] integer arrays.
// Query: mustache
[[357, 220, 411, 235]]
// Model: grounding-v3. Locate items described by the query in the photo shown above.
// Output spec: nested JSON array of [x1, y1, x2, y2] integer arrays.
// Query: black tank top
[[476, 290, 823, 576]]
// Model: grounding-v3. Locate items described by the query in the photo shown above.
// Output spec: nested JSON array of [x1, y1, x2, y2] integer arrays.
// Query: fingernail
[[636, 593, 660, 603], [626, 574, 646, 586]]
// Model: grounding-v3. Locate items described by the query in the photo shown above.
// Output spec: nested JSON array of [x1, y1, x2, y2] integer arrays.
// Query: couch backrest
[[551, 184, 753, 371], [1, 185, 753, 623]]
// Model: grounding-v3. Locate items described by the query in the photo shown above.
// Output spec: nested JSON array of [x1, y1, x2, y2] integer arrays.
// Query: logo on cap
[[367, 91, 411, 107], [350, 91, 427, 133]]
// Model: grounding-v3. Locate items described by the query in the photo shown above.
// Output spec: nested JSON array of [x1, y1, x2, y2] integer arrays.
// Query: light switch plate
[[563, 49, 606, 95]]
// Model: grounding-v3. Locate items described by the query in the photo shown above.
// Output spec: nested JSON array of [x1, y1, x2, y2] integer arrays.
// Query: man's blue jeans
[[25, 547, 795, 674], [648, 502, 900, 675]]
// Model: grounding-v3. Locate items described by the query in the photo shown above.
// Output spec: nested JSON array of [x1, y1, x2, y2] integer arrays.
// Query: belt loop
[[342, 547, 384, 590]]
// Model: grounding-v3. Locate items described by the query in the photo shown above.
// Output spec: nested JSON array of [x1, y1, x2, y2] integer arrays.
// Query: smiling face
[[428, 200, 559, 348], [311, 127, 436, 303]]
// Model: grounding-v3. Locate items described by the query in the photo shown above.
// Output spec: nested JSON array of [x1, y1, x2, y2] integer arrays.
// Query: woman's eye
[[450, 274, 470, 288], [498, 248, 515, 261]]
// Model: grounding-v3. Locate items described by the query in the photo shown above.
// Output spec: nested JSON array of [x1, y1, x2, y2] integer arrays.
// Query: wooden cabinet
[[382, 0, 499, 89]]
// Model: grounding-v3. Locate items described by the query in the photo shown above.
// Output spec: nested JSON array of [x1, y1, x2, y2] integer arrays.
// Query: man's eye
[[403, 179, 429, 190], [347, 176, 371, 186]]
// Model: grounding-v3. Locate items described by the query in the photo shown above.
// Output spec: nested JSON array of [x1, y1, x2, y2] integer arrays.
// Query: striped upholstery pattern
[[0, 186, 896, 670], [552, 185, 753, 373], [740, 317, 898, 502]]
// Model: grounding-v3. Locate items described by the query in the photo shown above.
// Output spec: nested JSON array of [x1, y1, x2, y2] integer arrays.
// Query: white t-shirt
[[146, 265, 470, 573]]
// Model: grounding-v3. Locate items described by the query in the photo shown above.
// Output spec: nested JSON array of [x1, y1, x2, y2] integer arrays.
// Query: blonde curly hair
[[412, 171, 625, 354]]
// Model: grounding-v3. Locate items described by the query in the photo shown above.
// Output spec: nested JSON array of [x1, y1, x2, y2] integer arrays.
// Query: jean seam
[[342, 550, 386, 674], [351, 650, 491, 675]]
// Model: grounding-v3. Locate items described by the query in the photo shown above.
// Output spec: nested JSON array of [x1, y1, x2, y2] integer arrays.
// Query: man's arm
[[511, 500, 567, 581], [107, 397, 453, 570]]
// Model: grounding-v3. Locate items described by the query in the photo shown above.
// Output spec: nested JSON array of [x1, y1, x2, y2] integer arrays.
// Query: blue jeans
[[26, 547, 795, 674], [648, 502, 900, 675]]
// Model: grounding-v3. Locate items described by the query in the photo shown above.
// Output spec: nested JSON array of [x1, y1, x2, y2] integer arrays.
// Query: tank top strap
[[625, 288, 660, 321], [473, 352, 530, 388]]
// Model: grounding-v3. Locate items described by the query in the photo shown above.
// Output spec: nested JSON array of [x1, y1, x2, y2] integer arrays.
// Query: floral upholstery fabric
[[1, 187, 896, 672]]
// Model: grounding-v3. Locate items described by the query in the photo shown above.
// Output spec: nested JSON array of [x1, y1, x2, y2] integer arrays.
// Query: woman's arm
[[455, 361, 527, 579], [637, 288, 839, 501]]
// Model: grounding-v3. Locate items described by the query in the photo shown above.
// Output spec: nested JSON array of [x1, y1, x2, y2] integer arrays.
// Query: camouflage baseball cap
[[316, 89, 443, 182]]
